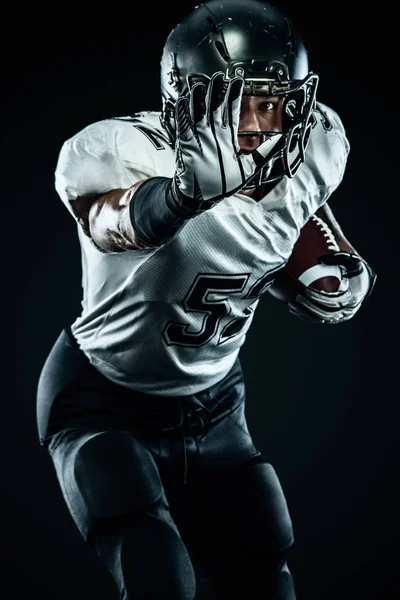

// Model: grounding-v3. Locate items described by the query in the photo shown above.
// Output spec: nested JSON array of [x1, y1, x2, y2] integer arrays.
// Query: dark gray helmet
[[160, 0, 319, 186]]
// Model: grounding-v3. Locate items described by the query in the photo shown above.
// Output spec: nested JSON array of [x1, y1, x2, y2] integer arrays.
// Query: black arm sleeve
[[129, 177, 196, 247]]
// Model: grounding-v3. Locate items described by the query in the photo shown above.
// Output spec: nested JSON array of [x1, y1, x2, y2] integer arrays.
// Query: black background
[[3, 1, 399, 598]]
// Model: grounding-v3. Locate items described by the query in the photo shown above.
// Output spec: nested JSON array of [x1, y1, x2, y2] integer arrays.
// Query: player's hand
[[288, 252, 377, 324], [171, 71, 285, 214]]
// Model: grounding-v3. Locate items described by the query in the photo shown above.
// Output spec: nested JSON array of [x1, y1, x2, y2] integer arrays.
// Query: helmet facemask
[[236, 70, 319, 189], [159, 0, 319, 190]]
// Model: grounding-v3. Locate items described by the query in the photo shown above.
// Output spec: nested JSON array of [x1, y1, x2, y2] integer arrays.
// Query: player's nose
[[238, 118, 265, 154], [239, 105, 263, 134]]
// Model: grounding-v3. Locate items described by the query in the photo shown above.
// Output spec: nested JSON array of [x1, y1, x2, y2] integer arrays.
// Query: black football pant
[[37, 328, 297, 599]]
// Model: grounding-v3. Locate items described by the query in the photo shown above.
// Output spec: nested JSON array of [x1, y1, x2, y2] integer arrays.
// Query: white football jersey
[[55, 105, 350, 395]]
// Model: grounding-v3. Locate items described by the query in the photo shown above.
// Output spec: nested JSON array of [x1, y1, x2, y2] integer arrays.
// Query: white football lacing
[[310, 214, 340, 252]]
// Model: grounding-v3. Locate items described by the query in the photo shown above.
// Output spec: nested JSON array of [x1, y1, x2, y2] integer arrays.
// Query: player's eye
[[262, 101, 275, 110]]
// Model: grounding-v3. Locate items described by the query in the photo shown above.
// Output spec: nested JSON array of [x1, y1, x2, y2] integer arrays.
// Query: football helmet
[[160, 0, 319, 187]]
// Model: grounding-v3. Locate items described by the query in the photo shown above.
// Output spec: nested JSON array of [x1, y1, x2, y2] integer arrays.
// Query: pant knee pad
[[249, 558, 296, 599], [246, 462, 294, 552], [211, 461, 294, 553], [214, 554, 296, 600]]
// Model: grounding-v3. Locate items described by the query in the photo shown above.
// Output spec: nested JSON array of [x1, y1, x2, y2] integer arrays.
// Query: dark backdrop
[[3, 2, 398, 599]]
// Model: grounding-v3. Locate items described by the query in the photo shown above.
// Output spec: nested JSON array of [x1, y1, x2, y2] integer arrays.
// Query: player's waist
[[54, 326, 245, 433]]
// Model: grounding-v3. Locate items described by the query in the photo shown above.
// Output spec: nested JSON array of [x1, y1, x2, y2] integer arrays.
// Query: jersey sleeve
[[314, 102, 351, 199], [54, 119, 156, 218]]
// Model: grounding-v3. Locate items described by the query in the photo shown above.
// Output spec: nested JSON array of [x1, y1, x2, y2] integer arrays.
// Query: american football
[[269, 214, 343, 302]]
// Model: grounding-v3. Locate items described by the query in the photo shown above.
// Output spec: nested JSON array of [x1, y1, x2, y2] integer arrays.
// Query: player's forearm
[[88, 177, 190, 252], [128, 177, 197, 248]]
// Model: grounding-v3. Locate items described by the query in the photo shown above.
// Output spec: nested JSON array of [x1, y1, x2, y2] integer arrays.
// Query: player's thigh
[[47, 427, 174, 543], [48, 428, 197, 599], [181, 458, 294, 563]]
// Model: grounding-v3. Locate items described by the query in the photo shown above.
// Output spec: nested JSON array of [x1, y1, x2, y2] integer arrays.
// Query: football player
[[36, 1, 376, 599]]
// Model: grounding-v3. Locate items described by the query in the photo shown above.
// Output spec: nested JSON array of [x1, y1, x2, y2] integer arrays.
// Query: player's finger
[[320, 251, 364, 276], [205, 72, 225, 123], [289, 300, 347, 324], [288, 302, 327, 324], [175, 97, 192, 141], [190, 82, 207, 124], [223, 76, 244, 130], [302, 286, 352, 308]]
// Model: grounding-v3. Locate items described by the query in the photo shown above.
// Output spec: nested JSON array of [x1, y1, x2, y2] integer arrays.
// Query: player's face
[[238, 95, 284, 154]]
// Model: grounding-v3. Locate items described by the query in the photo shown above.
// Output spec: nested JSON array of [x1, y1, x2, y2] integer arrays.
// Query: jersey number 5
[[163, 270, 280, 347]]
